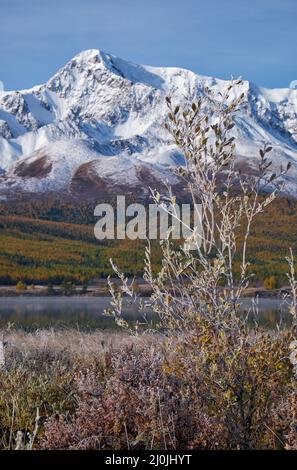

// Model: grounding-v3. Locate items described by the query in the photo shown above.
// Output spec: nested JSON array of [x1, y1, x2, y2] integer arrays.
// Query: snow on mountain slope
[[0, 48, 297, 199]]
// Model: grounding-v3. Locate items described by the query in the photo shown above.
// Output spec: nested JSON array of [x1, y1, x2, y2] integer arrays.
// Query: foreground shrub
[[105, 84, 296, 450], [41, 330, 293, 450], [42, 343, 229, 449], [0, 329, 293, 450]]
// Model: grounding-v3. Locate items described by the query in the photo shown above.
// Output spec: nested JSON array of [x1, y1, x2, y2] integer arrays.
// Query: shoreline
[[0, 284, 289, 298], [0, 284, 152, 297]]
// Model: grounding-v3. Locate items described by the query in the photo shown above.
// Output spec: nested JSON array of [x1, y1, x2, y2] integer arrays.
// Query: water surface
[[0, 296, 292, 330]]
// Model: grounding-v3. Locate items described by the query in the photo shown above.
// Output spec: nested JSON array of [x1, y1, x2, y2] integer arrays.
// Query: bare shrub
[[105, 84, 294, 449]]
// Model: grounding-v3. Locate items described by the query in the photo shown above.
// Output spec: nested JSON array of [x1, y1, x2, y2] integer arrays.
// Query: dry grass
[[0, 329, 166, 450], [5, 329, 152, 365], [0, 327, 294, 450]]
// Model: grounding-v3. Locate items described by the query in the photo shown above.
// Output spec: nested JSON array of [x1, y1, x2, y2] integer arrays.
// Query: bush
[[106, 85, 296, 451], [264, 275, 278, 290], [15, 281, 27, 291], [41, 331, 292, 450], [61, 280, 74, 292], [47, 283, 55, 294], [0, 329, 293, 450]]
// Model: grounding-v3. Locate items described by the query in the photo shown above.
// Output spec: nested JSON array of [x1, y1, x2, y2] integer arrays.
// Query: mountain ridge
[[0, 49, 297, 199]]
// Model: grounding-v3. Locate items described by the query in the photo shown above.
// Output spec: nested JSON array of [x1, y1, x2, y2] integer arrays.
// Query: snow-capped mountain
[[0, 48, 297, 199]]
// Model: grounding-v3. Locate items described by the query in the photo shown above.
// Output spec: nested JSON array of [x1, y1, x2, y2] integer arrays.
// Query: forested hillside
[[0, 197, 296, 285]]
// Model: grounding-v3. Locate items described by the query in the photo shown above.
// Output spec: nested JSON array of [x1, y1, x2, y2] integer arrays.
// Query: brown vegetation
[[0, 328, 294, 450]]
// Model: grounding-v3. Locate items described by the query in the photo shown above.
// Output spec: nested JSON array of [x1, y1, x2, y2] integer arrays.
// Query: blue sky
[[0, 0, 296, 90]]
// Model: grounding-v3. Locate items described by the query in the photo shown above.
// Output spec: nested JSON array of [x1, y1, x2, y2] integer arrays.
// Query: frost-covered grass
[[0, 327, 295, 450]]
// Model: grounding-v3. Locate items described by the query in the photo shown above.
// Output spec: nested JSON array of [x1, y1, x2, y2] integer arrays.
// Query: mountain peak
[[73, 48, 101, 61], [71, 49, 112, 69], [65, 49, 166, 89]]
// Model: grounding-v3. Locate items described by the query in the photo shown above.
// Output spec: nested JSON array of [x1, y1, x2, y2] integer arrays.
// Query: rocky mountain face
[[0, 49, 297, 200]]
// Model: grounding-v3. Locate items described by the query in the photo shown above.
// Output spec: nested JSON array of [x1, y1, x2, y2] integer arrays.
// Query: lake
[[0, 296, 292, 331]]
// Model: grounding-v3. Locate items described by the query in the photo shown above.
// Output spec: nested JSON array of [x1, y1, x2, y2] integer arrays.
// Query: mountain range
[[0, 49, 297, 200]]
